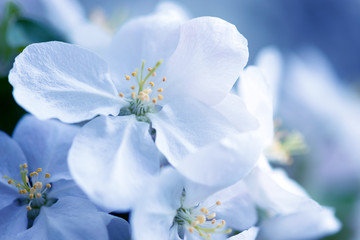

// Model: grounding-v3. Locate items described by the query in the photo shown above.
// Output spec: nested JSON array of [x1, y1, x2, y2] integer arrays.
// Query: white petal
[[204, 181, 257, 230], [9, 41, 123, 123], [149, 97, 238, 168], [107, 4, 187, 91], [131, 168, 184, 240], [0, 202, 28, 239], [16, 196, 108, 240], [213, 93, 259, 132], [258, 206, 341, 240], [12, 115, 79, 182], [0, 132, 27, 209], [238, 66, 274, 146], [100, 213, 131, 240], [165, 17, 249, 105], [228, 227, 259, 240], [68, 115, 160, 211]]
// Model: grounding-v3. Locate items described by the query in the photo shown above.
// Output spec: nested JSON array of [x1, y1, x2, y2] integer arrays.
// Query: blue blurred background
[[1, 0, 359, 239]]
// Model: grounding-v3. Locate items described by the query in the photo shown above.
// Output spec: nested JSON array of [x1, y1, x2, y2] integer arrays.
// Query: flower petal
[[165, 17, 249, 105], [0, 132, 27, 209], [149, 97, 238, 167], [0, 202, 28, 239], [228, 227, 259, 240], [203, 181, 257, 230], [68, 115, 160, 211], [47, 180, 86, 200], [213, 93, 259, 132], [9, 41, 123, 123], [16, 196, 108, 240], [101, 213, 131, 240], [12, 115, 79, 181], [258, 206, 341, 240], [238, 66, 274, 146], [151, 98, 262, 187], [107, 3, 188, 91], [131, 167, 183, 240]]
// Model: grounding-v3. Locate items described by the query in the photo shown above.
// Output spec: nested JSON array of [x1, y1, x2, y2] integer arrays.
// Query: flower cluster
[[1, 2, 341, 240]]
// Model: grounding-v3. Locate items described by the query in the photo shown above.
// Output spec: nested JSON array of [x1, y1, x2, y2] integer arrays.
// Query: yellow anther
[[16, 184, 21, 188], [225, 228, 232, 234], [29, 194, 34, 199], [46, 184, 51, 189], [191, 220, 199, 227], [162, 77, 166, 82], [35, 182, 43, 189], [26, 206, 32, 211], [131, 85, 135, 90], [7, 179, 13, 184], [207, 213, 216, 219], [211, 219, 216, 224], [36, 193, 42, 198], [23, 163, 28, 168], [216, 201, 222, 206], [45, 173, 51, 178], [143, 89, 152, 94], [131, 92, 136, 99], [131, 72, 137, 77], [196, 215, 206, 224], [207, 234, 211, 238], [19, 189, 27, 194], [147, 67, 152, 71], [30, 188, 35, 194], [201, 207, 209, 215], [216, 224, 222, 228], [144, 95, 150, 102], [149, 81, 155, 87], [152, 98, 157, 104], [188, 227, 194, 234], [29, 172, 35, 177], [157, 94, 163, 100], [152, 72, 156, 77], [119, 93, 124, 98], [157, 88, 163, 92], [37, 168, 42, 173]]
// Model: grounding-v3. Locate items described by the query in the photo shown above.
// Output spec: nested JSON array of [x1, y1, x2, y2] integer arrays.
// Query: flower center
[[3, 163, 53, 212], [118, 60, 166, 120], [175, 200, 232, 240]]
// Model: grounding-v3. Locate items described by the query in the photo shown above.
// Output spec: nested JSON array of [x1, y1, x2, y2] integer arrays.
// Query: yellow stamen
[[36, 193, 42, 198], [201, 207, 209, 215], [45, 173, 51, 178], [189, 227, 194, 234], [196, 215, 206, 224], [147, 67, 152, 71], [131, 92, 136, 99], [152, 98, 157, 104], [29, 194, 34, 199], [157, 94, 163, 100], [131, 72, 137, 77], [131, 85, 135, 90], [149, 81, 154, 87], [162, 77, 166, 82], [211, 219, 216, 224], [125, 75, 130, 80], [119, 93, 124, 98], [152, 72, 156, 77], [157, 88, 163, 92], [26, 206, 32, 211], [46, 183, 51, 189], [37, 168, 42, 173], [23, 163, 28, 168], [7, 179, 13, 184], [207, 213, 216, 219], [216, 201, 222, 206]]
